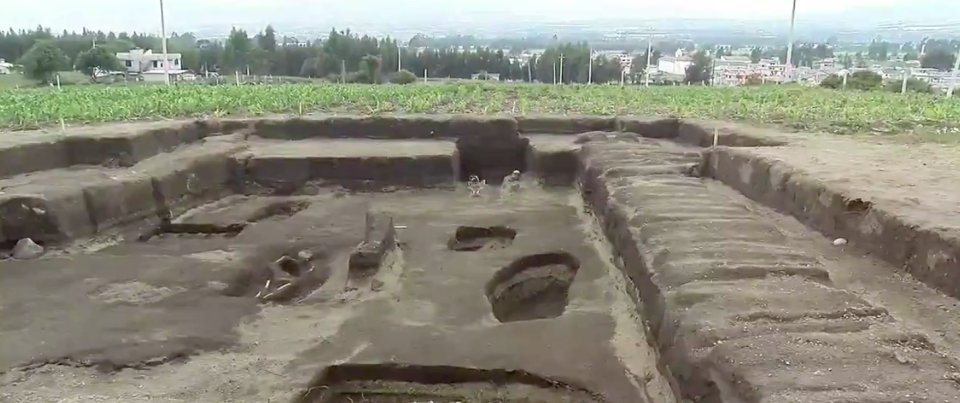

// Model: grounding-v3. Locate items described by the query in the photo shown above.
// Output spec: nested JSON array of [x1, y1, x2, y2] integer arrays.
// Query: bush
[[820, 70, 882, 91], [744, 75, 765, 86], [848, 71, 883, 91], [392, 69, 417, 84], [884, 77, 934, 94], [820, 74, 844, 89], [343, 71, 366, 84]]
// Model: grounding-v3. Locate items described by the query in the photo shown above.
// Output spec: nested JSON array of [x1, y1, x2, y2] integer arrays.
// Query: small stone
[[297, 249, 313, 260], [833, 238, 848, 246], [371, 279, 385, 292], [894, 350, 915, 365], [944, 372, 960, 384], [12, 238, 44, 260]]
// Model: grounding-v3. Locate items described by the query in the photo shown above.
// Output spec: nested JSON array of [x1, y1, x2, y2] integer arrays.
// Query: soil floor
[[0, 184, 674, 403]]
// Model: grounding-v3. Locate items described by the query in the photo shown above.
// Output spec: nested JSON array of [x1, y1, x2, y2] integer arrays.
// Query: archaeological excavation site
[[2, 114, 960, 403]]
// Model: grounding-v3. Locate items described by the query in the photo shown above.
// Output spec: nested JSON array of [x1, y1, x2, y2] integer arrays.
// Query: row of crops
[[0, 83, 958, 134]]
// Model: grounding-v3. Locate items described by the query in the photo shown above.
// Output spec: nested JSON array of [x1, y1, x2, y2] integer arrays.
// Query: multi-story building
[[617, 53, 633, 72], [711, 56, 788, 86]]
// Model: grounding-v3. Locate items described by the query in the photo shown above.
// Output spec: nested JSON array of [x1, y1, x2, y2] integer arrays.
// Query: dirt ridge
[[704, 146, 960, 301], [578, 138, 960, 402]]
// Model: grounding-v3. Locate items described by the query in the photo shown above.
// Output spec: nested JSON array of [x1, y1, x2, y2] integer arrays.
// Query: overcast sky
[[1, 0, 916, 33]]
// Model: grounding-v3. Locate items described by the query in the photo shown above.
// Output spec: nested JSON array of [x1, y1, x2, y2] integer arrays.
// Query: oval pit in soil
[[296, 363, 604, 403], [485, 251, 581, 323], [447, 225, 518, 252]]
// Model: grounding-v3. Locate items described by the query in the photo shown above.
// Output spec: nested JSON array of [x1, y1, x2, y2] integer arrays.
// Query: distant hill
[[128, 0, 960, 41], [808, 0, 960, 28]]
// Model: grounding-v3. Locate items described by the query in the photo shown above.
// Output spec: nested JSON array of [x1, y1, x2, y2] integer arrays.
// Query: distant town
[[0, 24, 957, 93]]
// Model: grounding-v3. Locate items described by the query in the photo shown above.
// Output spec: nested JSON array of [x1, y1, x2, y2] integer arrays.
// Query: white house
[[0, 58, 13, 74], [116, 48, 186, 81], [657, 49, 692, 76]]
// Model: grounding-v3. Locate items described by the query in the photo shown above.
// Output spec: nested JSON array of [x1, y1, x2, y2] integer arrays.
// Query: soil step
[[579, 139, 960, 402], [0, 120, 238, 179], [236, 139, 457, 193], [524, 134, 581, 186], [0, 136, 245, 244]]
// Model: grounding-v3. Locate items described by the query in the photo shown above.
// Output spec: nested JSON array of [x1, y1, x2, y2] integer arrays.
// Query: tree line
[[2, 25, 668, 85], [3, 25, 955, 86]]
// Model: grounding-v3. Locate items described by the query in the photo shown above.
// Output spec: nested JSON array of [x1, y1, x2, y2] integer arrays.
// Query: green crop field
[[0, 83, 958, 137]]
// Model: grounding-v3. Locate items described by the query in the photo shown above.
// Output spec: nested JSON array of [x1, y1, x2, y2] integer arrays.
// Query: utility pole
[[948, 48, 960, 97], [558, 53, 565, 84], [398, 45, 402, 72], [527, 59, 532, 83], [901, 69, 909, 94], [645, 36, 653, 87], [784, 0, 797, 83], [587, 49, 593, 84], [159, 0, 170, 85]]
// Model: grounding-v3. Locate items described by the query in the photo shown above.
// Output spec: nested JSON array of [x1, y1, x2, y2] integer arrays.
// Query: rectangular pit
[[4, 116, 960, 403]]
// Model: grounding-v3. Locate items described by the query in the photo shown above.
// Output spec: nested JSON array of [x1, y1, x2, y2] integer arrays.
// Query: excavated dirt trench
[[2, 116, 960, 403]]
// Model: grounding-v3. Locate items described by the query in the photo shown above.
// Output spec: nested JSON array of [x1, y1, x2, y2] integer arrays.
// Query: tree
[[392, 69, 417, 84], [840, 54, 854, 68], [17, 40, 68, 84], [750, 47, 762, 63], [300, 57, 324, 78], [357, 54, 382, 83], [76, 45, 120, 82], [630, 50, 661, 81], [257, 25, 277, 53], [855, 52, 867, 68], [814, 44, 832, 60], [867, 40, 889, 61], [921, 49, 957, 71], [221, 28, 251, 73], [248, 48, 273, 75], [684, 51, 712, 84]]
